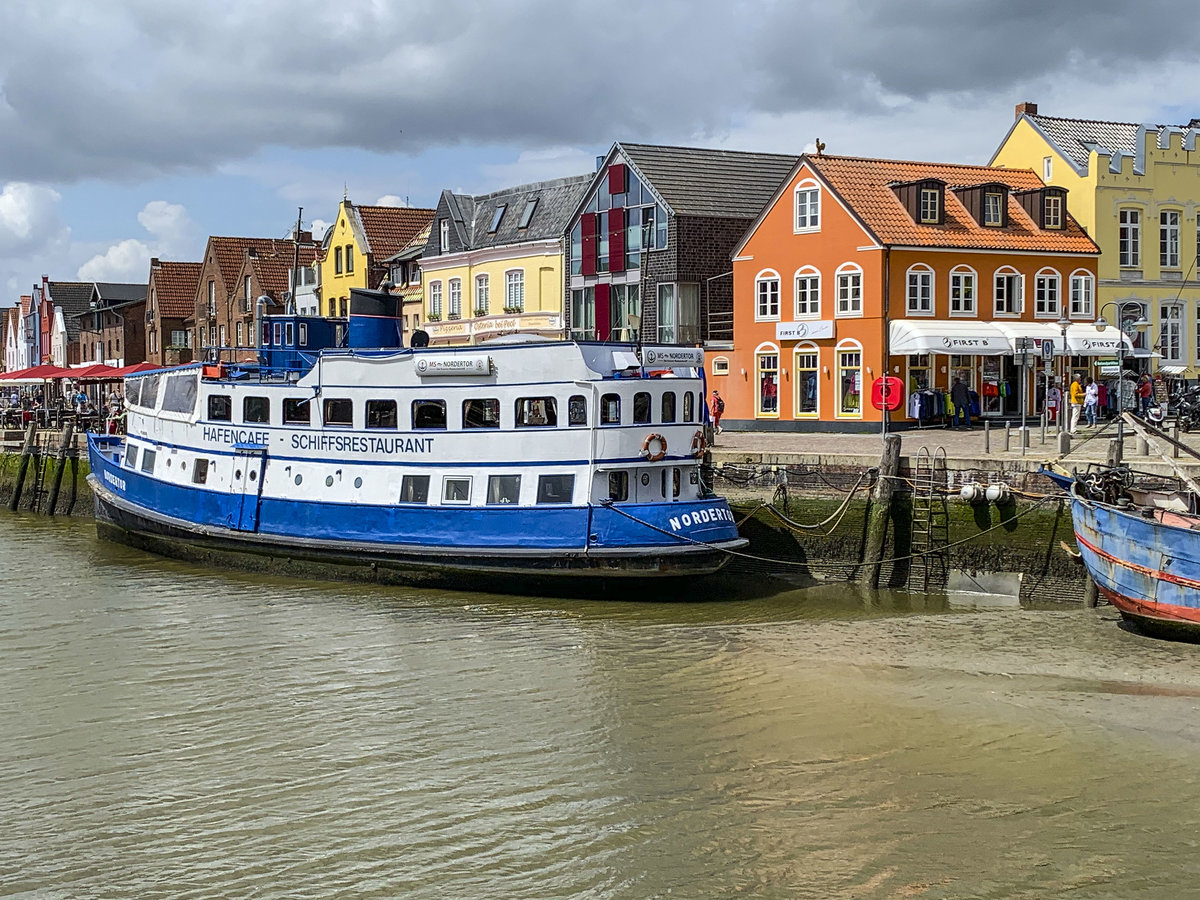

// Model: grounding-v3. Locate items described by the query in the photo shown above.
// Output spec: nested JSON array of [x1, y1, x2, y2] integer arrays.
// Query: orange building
[[715, 155, 1104, 431]]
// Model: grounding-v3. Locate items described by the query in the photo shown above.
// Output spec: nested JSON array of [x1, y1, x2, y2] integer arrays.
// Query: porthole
[[325, 475, 334, 487], [181, 461, 187, 471], [235, 469, 243, 479], [354, 476, 362, 489], [641, 473, 650, 486], [166, 458, 171, 467], [249, 470, 257, 482], [294, 474, 303, 485]]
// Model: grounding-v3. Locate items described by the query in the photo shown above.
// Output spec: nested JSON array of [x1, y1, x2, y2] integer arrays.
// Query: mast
[[291, 207, 303, 314]]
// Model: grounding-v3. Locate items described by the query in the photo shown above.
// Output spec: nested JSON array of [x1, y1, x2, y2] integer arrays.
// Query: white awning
[[889, 320, 1009, 356], [1065, 324, 1134, 356], [1160, 364, 1189, 375], [992, 322, 1061, 354]]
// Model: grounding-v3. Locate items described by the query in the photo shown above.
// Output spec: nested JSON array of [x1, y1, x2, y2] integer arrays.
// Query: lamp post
[[1057, 313, 1071, 432], [1096, 301, 1151, 446]]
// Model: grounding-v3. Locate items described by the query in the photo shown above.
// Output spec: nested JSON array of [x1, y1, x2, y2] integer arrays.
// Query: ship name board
[[641, 346, 704, 367], [104, 469, 126, 492], [204, 427, 271, 446], [415, 355, 492, 376], [668, 505, 736, 531]]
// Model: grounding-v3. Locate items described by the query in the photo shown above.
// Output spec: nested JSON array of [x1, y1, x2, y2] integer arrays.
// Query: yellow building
[[420, 174, 591, 345], [317, 200, 433, 318], [992, 102, 1200, 378]]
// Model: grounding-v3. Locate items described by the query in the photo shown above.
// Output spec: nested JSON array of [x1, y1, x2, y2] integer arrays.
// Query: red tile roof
[[355, 206, 435, 259], [208, 235, 315, 290], [250, 244, 318, 301], [809, 155, 1099, 253], [19, 295, 31, 316], [151, 261, 202, 318]]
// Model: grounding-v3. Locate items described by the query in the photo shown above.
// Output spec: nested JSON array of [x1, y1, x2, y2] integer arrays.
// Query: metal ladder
[[911, 447, 950, 592]]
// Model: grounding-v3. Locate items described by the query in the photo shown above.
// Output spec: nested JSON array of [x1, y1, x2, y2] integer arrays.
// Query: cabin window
[[568, 395, 587, 426], [162, 374, 198, 415], [273, 323, 283, 345], [283, 398, 310, 425], [413, 400, 447, 429], [323, 398, 353, 427], [683, 391, 695, 422], [124, 445, 139, 469], [537, 474, 574, 504], [141, 375, 161, 409], [633, 392, 651, 424], [366, 400, 398, 429], [515, 397, 557, 427], [299, 323, 308, 346], [140, 449, 157, 474], [661, 392, 677, 423], [192, 458, 209, 485], [443, 476, 472, 504], [127, 379, 143, 408], [600, 393, 621, 424], [207, 395, 232, 422], [399, 475, 429, 504], [672, 467, 681, 498], [243, 396, 270, 424], [608, 471, 629, 501], [486, 475, 521, 505], [463, 398, 500, 428], [285, 322, 294, 346]]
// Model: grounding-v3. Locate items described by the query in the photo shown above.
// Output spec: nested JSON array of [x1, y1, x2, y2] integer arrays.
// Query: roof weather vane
[[815, 138, 826, 158]]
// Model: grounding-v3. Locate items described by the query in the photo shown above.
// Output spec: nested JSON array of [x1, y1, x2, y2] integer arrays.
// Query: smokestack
[[1015, 101, 1038, 120]]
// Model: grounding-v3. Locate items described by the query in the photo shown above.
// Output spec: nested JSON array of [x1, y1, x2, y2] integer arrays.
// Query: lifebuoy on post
[[642, 433, 667, 461], [690, 429, 706, 458]]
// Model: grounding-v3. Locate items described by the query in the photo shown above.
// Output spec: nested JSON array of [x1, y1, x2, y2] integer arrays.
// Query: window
[[366, 399, 398, 429], [449, 278, 462, 317], [570, 287, 595, 340], [661, 392, 677, 423], [218, 325, 226, 347], [170, 329, 189, 348], [836, 342, 863, 417], [505, 271, 524, 311], [757, 351, 779, 415], [1161, 210, 1181, 268], [207, 279, 215, 314], [755, 271, 781, 320], [283, 397, 310, 425], [794, 346, 819, 417], [607, 471, 629, 502], [657, 282, 700, 343], [568, 395, 587, 426], [475, 275, 489, 314], [1034, 269, 1060, 317], [683, 391, 695, 423], [570, 222, 582, 276], [207, 395, 232, 421], [515, 397, 557, 427], [1119, 209, 1141, 267], [610, 284, 641, 340], [518, 198, 537, 228], [162, 374, 198, 414], [322, 398, 352, 426], [486, 475, 521, 505], [236, 322, 243, 347], [536, 474, 574, 504], [835, 265, 862, 316], [906, 265, 934, 315], [712, 357, 729, 376], [192, 458, 209, 485], [399, 475, 429, 504], [600, 393, 621, 424], [983, 192, 1004, 227], [1069, 271, 1094, 318], [949, 266, 976, 316], [335, 246, 343, 274], [633, 391, 651, 424], [429, 281, 442, 317], [299, 323, 308, 346], [1161, 304, 1184, 363], [413, 400, 447, 429], [1044, 194, 1063, 229], [1043, 156, 1053, 180], [140, 448, 157, 474], [442, 476, 472, 504], [993, 268, 1023, 315], [463, 398, 500, 428], [439, 219, 449, 252], [919, 188, 940, 223], [243, 396, 269, 424], [489, 205, 506, 233], [794, 267, 820, 318], [794, 181, 820, 231], [124, 444, 139, 469], [286, 322, 294, 346]]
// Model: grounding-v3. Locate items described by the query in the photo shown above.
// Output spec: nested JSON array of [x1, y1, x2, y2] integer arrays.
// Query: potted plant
[[426, 312, 442, 322], [448, 312, 461, 320], [474, 306, 489, 317]]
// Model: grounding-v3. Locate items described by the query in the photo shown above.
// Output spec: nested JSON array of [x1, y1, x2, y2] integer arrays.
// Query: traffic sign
[[1042, 339, 1054, 362]]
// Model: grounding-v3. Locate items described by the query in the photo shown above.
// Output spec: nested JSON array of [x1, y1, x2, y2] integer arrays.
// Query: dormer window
[[892, 179, 946, 225], [1044, 193, 1063, 229], [1014, 187, 1067, 231], [919, 188, 940, 224], [984, 192, 1004, 226]]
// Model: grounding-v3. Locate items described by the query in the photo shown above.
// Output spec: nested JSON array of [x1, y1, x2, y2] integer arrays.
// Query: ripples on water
[[2, 514, 1200, 898]]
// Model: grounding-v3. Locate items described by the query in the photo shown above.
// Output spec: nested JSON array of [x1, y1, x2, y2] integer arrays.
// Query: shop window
[[907, 353, 931, 392], [837, 345, 863, 417], [794, 348, 818, 417], [757, 352, 779, 415]]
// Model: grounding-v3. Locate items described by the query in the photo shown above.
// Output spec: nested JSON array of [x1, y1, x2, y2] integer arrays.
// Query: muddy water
[[1, 514, 1198, 898]]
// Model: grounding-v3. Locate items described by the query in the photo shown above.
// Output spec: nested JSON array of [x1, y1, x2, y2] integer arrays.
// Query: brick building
[[146, 259, 202, 366], [76, 282, 148, 366]]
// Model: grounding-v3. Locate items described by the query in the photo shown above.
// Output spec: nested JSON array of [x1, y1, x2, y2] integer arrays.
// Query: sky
[[1, 0, 1198, 300]]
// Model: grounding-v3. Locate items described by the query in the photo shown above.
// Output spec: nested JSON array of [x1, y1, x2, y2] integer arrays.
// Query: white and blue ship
[[87, 293, 746, 590]]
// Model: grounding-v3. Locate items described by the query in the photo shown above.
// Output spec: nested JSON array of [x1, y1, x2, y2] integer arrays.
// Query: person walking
[[1084, 376, 1099, 427], [950, 376, 971, 429], [1069, 373, 1085, 434], [710, 390, 724, 435], [1138, 374, 1153, 416], [1045, 378, 1061, 427]]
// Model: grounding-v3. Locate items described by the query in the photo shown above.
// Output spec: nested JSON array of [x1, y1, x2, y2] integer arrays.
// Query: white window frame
[[448, 277, 462, 317], [1119, 208, 1141, 267], [905, 264, 934, 316], [429, 280, 443, 317], [835, 264, 863, 318], [505, 269, 525, 312], [1069, 270, 1094, 319], [755, 269, 781, 322], [1161, 303, 1184, 364], [793, 266, 821, 319], [834, 338, 863, 420], [1161, 209, 1181, 268], [439, 219, 449, 253], [993, 267, 1023, 317], [1033, 268, 1061, 318], [474, 274, 489, 314], [793, 179, 820, 233], [711, 356, 729, 376], [793, 341, 820, 419], [1043, 156, 1053, 180], [949, 265, 977, 317]]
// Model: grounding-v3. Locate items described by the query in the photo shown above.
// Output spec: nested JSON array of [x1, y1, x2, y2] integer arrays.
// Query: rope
[[764, 467, 873, 532]]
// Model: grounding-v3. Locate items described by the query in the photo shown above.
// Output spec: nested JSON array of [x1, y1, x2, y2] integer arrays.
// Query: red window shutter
[[596, 283, 612, 341], [609, 208, 626, 274], [608, 163, 627, 196], [580, 213, 597, 277]]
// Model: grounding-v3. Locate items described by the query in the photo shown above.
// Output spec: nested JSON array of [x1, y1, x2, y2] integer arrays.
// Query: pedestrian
[[1045, 379, 1062, 427], [1084, 376, 1099, 427], [1138, 374, 1153, 416], [950, 376, 971, 428], [1069, 373, 1084, 434], [710, 389, 724, 435]]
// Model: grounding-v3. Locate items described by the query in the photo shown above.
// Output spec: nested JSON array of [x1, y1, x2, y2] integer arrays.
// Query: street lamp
[[1095, 301, 1151, 446], [1056, 312, 1071, 432]]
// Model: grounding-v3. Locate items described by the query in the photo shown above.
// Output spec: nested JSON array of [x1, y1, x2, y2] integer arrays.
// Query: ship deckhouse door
[[230, 444, 267, 532], [634, 467, 665, 503]]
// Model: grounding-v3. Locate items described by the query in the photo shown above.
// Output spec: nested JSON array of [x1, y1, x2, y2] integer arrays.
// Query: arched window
[[793, 342, 819, 418], [794, 179, 820, 232], [1034, 268, 1061, 318], [711, 356, 730, 376], [755, 342, 780, 417], [1068, 270, 1094, 318], [993, 266, 1022, 316], [755, 269, 781, 321], [906, 264, 934, 315], [794, 266, 821, 319], [949, 265, 977, 316], [835, 264, 863, 317], [835, 339, 863, 418]]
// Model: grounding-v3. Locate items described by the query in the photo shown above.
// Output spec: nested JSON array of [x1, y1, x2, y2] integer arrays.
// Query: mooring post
[[1083, 575, 1099, 609], [860, 433, 901, 588], [1040, 411, 1047, 446], [8, 421, 36, 511], [1108, 438, 1122, 466], [45, 422, 74, 516], [1173, 420, 1181, 459], [1004, 423, 1012, 453], [983, 419, 990, 454]]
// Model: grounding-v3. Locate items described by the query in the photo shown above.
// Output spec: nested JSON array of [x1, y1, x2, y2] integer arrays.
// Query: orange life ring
[[642, 432, 667, 461], [691, 429, 706, 458]]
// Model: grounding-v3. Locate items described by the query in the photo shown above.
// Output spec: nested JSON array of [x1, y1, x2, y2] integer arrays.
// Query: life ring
[[642, 432, 667, 461], [690, 429, 706, 458]]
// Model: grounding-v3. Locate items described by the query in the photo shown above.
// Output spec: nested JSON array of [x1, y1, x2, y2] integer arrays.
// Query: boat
[[86, 293, 747, 592]]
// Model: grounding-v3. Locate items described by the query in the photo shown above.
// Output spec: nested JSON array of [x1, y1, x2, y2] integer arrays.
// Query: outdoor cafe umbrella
[[0, 364, 73, 383]]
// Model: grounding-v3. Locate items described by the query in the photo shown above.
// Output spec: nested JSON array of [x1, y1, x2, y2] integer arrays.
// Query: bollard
[[1058, 431, 1071, 455], [1004, 423, 1012, 453], [1108, 438, 1123, 466], [1040, 412, 1047, 446], [1021, 427, 1031, 450], [983, 419, 990, 454], [1174, 420, 1181, 459]]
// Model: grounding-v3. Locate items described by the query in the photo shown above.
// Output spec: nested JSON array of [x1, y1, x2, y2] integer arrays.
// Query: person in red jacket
[[710, 390, 724, 434]]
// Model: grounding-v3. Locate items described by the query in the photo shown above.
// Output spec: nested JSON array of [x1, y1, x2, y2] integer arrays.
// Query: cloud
[[77, 238, 152, 281], [310, 219, 331, 240], [479, 147, 598, 191], [373, 195, 408, 207], [76, 199, 196, 282], [0, 183, 67, 258]]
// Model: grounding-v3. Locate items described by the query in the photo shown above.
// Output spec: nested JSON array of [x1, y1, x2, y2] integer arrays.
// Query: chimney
[[1015, 101, 1038, 120]]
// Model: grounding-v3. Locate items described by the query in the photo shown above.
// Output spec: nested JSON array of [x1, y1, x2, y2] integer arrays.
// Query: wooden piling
[[46, 422, 74, 516], [8, 422, 37, 511], [860, 433, 901, 588], [1083, 575, 1099, 609]]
